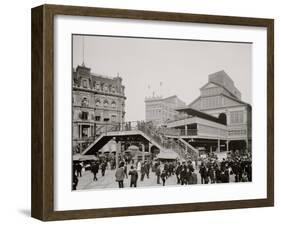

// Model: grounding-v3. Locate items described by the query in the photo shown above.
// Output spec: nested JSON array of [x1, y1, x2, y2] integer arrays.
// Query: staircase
[[82, 121, 198, 160], [178, 138, 199, 160], [137, 123, 189, 160]]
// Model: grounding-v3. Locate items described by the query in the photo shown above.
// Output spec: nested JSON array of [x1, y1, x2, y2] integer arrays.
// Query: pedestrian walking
[[107, 161, 111, 170], [155, 163, 161, 184], [76, 163, 82, 177], [137, 160, 141, 172], [241, 171, 249, 182], [175, 162, 182, 184], [101, 161, 107, 176], [186, 168, 193, 185], [208, 166, 216, 183], [91, 161, 99, 181], [191, 171, 198, 184], [128, 166, 138, 187], [180, 165, 188, 185], [140, 163, 146, 181], [220, 167, 230, 183], [199, 163, 208, 184], [144, 161, 150, 179], [72, 171, 78, 190], [115, 162, 125, 188], [161, 169, 167, 186], [215, 165, 222, 183], [124, 163, 128, 179]]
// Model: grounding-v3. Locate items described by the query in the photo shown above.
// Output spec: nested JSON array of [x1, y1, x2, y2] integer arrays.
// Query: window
[[82, 125, 89, 138], [95, 116, 101, 121], [81, 111, 88, 120], [202, 96, 221, 109], [230, 111, 244, 124], [111, 115, 117, 122], [104, 99, 109, 107], [82, 79, 87, 88], [95, 99, 101, 107], [104, 118, 110, 122], [111, 101, 116, 108], [104, 84, 108, 92], [81, 97, 88, 107], [95, 82, 100, 90]]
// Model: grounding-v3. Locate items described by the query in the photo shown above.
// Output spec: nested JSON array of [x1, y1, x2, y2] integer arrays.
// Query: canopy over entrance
[[156, 149, 179, 160]]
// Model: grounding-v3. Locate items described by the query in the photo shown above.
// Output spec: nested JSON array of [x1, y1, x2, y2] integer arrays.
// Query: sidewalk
[[76, 166, 178, 190], [76, 166, 236, 190]]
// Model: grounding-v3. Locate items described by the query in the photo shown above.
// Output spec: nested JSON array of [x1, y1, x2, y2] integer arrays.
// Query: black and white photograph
[[72, 34, 252, 191]]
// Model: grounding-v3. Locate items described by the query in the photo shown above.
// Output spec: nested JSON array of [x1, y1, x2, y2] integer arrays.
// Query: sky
[[72, 35, 252, 122]]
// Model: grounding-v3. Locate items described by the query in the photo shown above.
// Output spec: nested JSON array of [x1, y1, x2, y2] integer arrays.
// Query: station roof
[[175, 108, 226, 125]]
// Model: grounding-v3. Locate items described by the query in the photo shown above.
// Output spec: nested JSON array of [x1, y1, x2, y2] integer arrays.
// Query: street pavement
[[76, 165, 236, 190]]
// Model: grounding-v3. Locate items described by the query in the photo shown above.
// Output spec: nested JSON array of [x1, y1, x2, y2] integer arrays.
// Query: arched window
[[218, 113, 227, 125], [104, 83, 108, 92], [111, 101, 116, 108], [111, 86, 116, 93], [81, 97, 89, 107], [80, 111, 88, 120], [95, 98, 101, 107], [82, 79, 88, 88], [104, 99, 109, 107], [95, 82, 100, 90]]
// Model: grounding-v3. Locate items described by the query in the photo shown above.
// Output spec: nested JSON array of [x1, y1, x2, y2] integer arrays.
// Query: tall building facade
[[183, 70, 252, 151], [72, 65, 126, 153], [145, 95, 186, 126]]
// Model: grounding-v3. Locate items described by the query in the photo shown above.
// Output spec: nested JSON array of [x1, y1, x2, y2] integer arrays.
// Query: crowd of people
[[72, 150, 252, 190], [204, 151, 251, 183]]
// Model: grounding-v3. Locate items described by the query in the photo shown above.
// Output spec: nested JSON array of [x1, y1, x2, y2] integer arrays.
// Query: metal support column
[[141, 143, 145, 162], [226, 140, 229, 152], [116, 140, 121, 168], [79, 125, 82, 138]]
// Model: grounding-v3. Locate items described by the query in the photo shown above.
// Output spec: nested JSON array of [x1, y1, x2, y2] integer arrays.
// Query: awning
[[156, 149, 179, 160], [73, 154, 82, 161], [78, 155, 98, 161], [127, 145, 139, 151]]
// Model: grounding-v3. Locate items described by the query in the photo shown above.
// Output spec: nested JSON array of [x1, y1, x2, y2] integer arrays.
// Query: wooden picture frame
[[31, 4, 274, 221]]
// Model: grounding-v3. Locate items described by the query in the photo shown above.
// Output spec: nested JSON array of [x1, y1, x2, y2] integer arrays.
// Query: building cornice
[[73, 86, 126, 99], [72, 105, 125, 113]]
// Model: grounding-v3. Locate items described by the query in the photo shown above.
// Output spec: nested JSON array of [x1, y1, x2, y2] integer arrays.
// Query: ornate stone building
[[166, 70, 252, 153], [145, 95, 186, 126], [72, 65, 126, 153]]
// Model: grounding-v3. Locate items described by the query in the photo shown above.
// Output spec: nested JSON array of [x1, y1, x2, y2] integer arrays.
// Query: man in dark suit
[[175, 162, 182, 184], [155, 163, 161, 184], [101, 161, 107, 176], [91, 161, 99, 181], [128, 166, 138, 187], [76, 163, 82, 177], [199, 163, 208, 184]]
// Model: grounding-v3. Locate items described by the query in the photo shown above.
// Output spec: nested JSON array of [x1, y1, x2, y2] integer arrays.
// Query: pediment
[[201, 82, 220, 90], [222, 95, 244, 107]]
